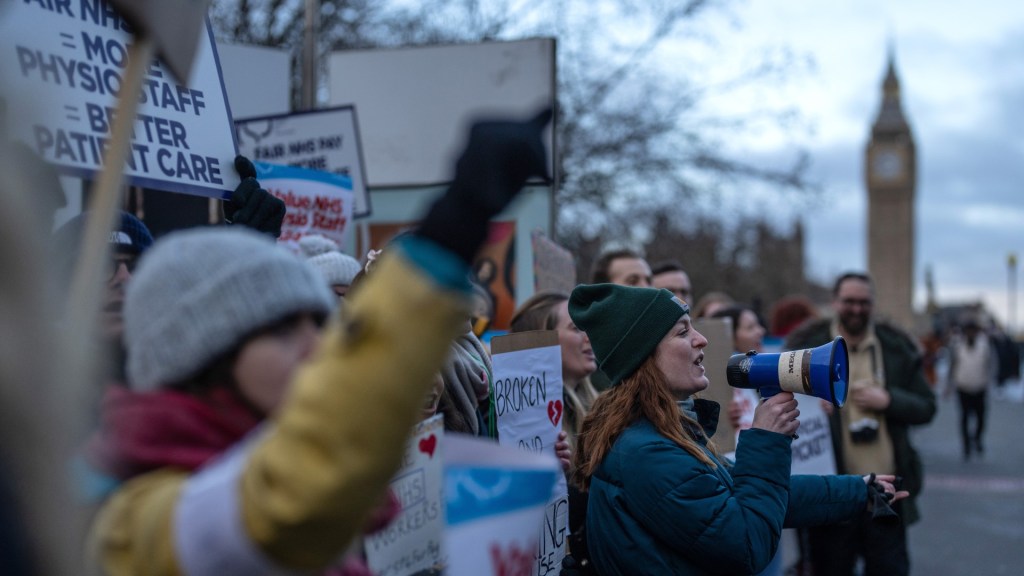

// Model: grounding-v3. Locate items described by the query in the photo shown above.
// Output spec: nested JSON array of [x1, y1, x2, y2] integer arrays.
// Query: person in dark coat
[[568, 283, 906, 576], [785, 272, 936, 576]]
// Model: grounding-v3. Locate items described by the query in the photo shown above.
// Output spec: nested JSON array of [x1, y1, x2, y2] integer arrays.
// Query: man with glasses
[[785, 272, 936, 576]]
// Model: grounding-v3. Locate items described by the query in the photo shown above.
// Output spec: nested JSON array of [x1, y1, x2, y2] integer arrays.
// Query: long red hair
[[571, 355, 719, 491]]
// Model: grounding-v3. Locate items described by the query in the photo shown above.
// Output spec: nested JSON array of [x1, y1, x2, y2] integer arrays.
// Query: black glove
[[416, 108, 552, 264], [225, 155, 286, 238], [865, 473, 901, 525]]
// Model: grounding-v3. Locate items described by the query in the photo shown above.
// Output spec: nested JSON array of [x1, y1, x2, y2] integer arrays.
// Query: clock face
[[872, 149, 903, 181]]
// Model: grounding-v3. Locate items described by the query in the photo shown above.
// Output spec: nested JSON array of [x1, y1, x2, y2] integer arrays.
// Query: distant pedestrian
[[946, 318, 998, 460]]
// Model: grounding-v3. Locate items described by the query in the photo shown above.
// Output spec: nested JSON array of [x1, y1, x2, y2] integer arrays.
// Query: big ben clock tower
[[866, 51, 916, 329]]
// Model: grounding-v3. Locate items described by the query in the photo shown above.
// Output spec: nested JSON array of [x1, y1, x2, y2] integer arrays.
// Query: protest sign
[[253, 161, 354, 251], [532, 232, 576, 294], [236, 107, 371, 217], [724, 389, 837, 475], [0, 1, 239, 198], [444, 435, 559, 576], [789, 395, 836, 475], [365, 415, 446, 576], [491, 331, 568, 576]]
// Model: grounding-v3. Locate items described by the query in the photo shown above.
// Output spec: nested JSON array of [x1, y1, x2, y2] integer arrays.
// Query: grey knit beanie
[[125, 227, 335, 391]]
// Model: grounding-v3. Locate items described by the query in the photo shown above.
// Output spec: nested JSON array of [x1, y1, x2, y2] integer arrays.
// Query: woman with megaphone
[[568, 284, 908, 576]]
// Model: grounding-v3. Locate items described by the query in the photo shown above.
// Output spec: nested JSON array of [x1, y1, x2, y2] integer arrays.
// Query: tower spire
[[873, 45, 910, 137]]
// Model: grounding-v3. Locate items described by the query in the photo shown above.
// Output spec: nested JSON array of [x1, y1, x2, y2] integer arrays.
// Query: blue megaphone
[[726, 337, 849, 407]]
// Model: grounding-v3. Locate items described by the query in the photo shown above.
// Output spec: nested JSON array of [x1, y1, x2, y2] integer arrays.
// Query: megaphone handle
[[757, 395, 799, 440]]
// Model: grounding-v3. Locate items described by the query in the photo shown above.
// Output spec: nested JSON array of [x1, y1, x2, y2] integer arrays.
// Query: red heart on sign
[[548, 399, 563, 427], [418, 434, 437, 458]]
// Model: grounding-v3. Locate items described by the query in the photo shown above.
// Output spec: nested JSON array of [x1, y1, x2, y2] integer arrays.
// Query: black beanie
[[568, 284, 689, 386]]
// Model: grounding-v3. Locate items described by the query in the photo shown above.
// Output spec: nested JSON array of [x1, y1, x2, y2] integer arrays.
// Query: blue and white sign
[[253, 161, 354, 251], [444, 435, 559, 576], [237, 106, 370, 217], [0, 0, 239, 198]]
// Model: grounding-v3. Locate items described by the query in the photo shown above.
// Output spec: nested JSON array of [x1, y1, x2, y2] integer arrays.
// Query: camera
[[849, 417, 880, 444]]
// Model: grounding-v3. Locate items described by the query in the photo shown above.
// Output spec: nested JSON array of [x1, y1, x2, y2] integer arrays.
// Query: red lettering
[[272, 189, 311, 210], [284, 212, 308, 227], [313, 195, 344, 213], [313, 212, 347, 232], [490, 542, 534, 576]]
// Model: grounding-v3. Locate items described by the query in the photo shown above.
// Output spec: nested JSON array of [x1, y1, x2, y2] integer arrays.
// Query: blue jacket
[[586, 400, 866, 575]]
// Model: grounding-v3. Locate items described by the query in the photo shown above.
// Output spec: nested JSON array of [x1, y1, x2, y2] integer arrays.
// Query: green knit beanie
[[568, 284, 689, 386]]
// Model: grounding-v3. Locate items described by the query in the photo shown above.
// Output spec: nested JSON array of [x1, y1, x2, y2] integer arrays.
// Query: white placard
[[253, 161, 354, 251], [236, 107, 370, 217], [790, 394, 836, 476], [365, 415, 446, 576], [0, 2, 240, 198], [444, 435, 559, 576], [491, 333, 568, 576], [728, 390, 836, 475]]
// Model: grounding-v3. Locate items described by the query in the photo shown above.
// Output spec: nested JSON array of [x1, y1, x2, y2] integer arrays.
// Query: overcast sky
[[677, 0, 1024, 330]]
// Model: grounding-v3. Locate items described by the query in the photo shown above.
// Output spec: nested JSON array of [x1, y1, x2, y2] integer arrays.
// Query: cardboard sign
[[253, 161, 354, 251], [236, 107, 371, 217], [444, 435, 560, 576], [491, 331, 568, 576], [0, 2, 239, 198], [365, 415, 446, 576], [532, 232, 576, 294], [693, 317, 738, 453]]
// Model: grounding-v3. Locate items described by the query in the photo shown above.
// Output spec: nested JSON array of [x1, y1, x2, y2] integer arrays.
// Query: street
[[908, 379, 1024, 575]]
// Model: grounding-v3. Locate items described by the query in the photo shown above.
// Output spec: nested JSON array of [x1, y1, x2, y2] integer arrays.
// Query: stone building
[[865, 51, 917, 329]]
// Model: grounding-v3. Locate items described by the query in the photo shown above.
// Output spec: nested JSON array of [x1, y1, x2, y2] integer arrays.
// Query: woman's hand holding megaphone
[[751, 392, 801, 437]]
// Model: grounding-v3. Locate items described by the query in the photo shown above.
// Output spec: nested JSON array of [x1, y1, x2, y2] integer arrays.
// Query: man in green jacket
[[785, 272, 936, 576]]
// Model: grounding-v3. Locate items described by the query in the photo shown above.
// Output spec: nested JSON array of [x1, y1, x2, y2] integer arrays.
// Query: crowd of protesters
[[13, 94, 1024, 575]]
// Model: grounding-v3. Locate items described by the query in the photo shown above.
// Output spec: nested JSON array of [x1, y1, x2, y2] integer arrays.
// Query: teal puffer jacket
[[586, 402, 866, 576]]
